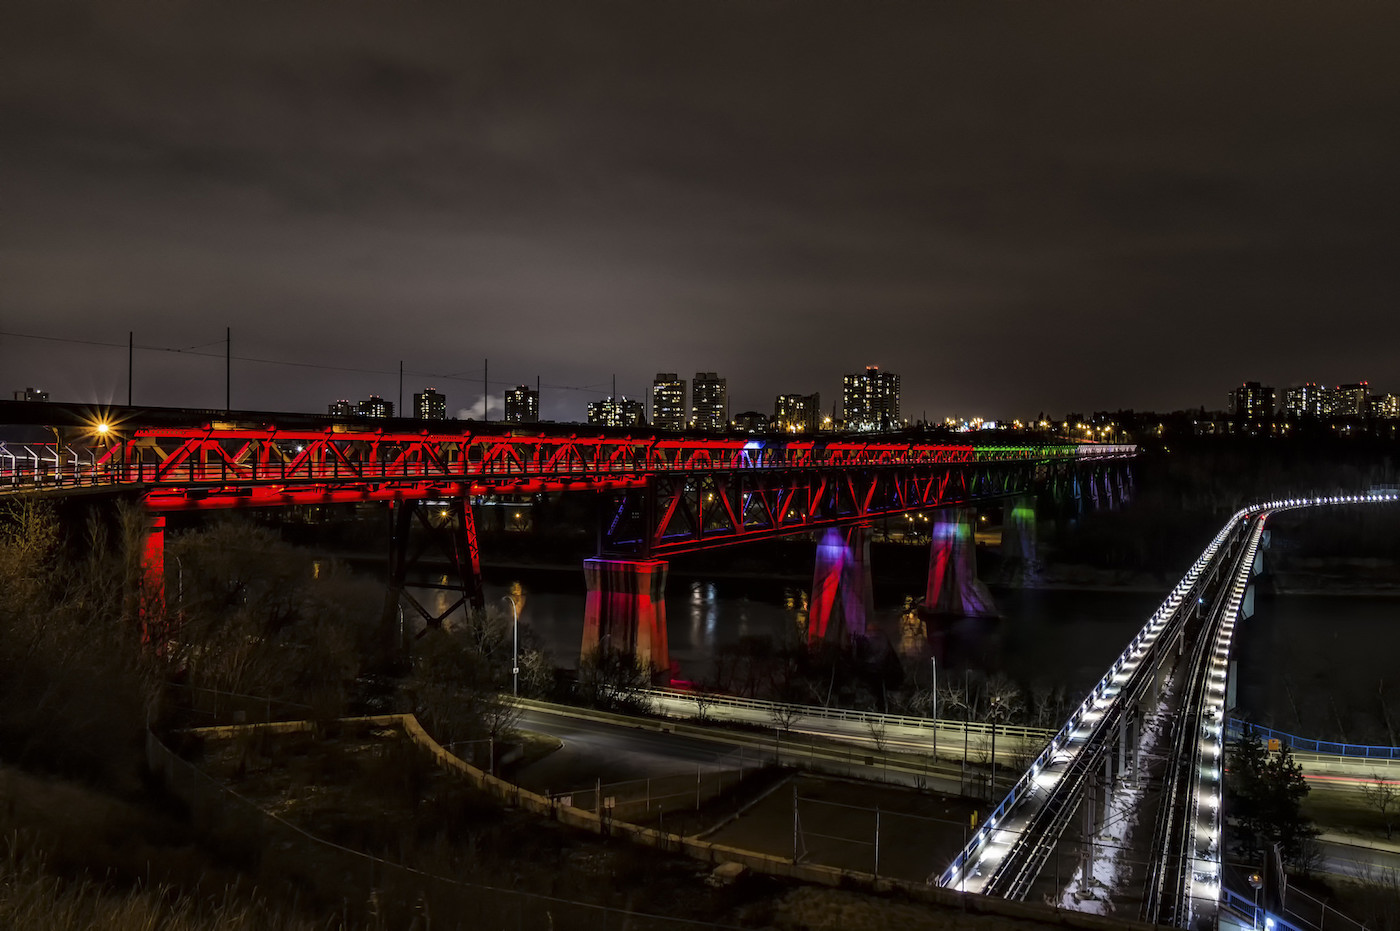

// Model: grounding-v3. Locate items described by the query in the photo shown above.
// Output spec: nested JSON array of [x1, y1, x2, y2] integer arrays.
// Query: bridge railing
[[1226, 719, 1400, 761], [0, 436, 1133, 493], [936, 503, 1249, 889]]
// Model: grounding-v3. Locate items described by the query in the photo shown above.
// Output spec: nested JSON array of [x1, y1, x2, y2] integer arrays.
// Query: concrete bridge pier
[[808, 526, 872, 645], [925, 508, 997, 618], [580, 558, 670, 675], [999, 495, 1039, 584]]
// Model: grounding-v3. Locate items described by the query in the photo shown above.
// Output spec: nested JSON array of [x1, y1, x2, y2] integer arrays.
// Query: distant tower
[[1327, 382, 1370, 418], [505, 385, 540, 423], [691, 372, 728, 432], [1227, 382, 1275, 420], [651, 374, 688, 431], [414, 387, 447, 420], [1284, 383, 1324, 419], [842, 366, 899, 431], [587, 397, 645, 427], [357, 395, 393, 418], [775, 392, 821, 433]]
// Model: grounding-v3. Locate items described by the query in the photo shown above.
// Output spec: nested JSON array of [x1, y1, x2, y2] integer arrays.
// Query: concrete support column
[[1000, 494, 1039, 584], [808, 526, 872, 645], [581, 558, 670, 675], [925, 508, 997, 617], [141, 514, 166, 645], [1117, 712, 1127, 781]]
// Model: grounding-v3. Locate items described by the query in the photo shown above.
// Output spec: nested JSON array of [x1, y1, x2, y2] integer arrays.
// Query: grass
[[0, 764, 327, 931], [1304, 783, 1397, 844]]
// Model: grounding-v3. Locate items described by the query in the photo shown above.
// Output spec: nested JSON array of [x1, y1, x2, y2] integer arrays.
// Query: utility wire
[[1, 328, 613, 395]]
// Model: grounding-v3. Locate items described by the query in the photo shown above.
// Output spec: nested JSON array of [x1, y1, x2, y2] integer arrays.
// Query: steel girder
[[0, 422, 1137, 513], [601, 459, 1042, 557], [61, 425, 1131, 512]]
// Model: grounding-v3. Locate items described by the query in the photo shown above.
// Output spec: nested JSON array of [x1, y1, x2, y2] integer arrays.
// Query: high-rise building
[[1374, 394, 1400, 419], [651, 374, 688, 431], [842, 366, 900, 431], [732, 411, 769, 433], [328, 399, 355, 418], [691, 373, 728, 431], [1284, 383, 1325, 419], [587, 396, 645, 428], [1228, 382, 1275, 419], [414, 387, 447, 420], [774, 392, 821, 433], [505, 385, 539, 423], [1327, 382, 1370, 418], [358, 395, 393, 419]]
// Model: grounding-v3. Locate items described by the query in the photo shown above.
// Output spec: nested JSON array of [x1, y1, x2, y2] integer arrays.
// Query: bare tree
[[765, 699, 801, 761], [1362, 774, 1400, 840], [691, 682, 717, 722], [866, 717, 889, 754], [769, 701, 803, 734], [984, 673, 1026, 724], [577, 645, 654, 714]]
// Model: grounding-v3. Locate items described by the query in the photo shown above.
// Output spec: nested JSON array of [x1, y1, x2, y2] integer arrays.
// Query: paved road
[[512, 706, 759, 795], [510, 699, 986, 798], [1316, 836, 1400, 877]]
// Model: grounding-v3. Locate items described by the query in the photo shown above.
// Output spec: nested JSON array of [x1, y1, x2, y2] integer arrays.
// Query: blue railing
[[1227, 719, 1400, 761], [1221, 886, 1309, 931]]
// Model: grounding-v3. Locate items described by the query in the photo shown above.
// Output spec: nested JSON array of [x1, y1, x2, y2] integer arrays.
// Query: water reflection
[[687, 581, 719, 640], [401, 572, 1162, 698]]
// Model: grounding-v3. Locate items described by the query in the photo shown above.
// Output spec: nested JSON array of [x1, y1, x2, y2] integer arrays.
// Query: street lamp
[[989, 695, 1001, 801], [1247, 871, 1264, 929], [47, 426, 62, 483], [930, 656, 938, 762], [501, 594, 520, 696]]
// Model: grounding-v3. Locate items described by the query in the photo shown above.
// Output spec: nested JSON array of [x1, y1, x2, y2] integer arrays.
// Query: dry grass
[[0, 764, 332, 931], [0, 841, 327, 931], [765, 886, 1071, 930]]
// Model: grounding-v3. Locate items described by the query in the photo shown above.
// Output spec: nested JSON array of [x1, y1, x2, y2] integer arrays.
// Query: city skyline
[[3, 3, 1398, 420]]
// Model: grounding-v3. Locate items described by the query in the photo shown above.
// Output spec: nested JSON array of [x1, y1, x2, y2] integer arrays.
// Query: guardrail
[[642, 688, 1055, 745], [1226, 719, 1400, 762]]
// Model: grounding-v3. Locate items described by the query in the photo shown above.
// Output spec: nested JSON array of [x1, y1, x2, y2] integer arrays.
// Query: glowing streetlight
[[501, 593, 520, 696]]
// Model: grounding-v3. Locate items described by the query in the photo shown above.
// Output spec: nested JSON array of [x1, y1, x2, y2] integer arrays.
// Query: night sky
[[3, 2, 1398, 423]]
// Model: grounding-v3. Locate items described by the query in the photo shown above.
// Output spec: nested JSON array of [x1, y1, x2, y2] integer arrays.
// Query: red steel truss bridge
[[1, 402, 1135, 637], [1, 402, 1133, 557]]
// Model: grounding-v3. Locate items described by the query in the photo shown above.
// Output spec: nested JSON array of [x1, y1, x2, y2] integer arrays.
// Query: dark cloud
[[2, 1, 1398, 420]]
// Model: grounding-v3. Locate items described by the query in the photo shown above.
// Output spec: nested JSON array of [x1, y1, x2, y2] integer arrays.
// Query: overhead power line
[[0, 328, 612, 394]]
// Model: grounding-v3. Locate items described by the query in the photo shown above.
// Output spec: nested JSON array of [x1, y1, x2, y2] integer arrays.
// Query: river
[[405, 568, 1165, 703]]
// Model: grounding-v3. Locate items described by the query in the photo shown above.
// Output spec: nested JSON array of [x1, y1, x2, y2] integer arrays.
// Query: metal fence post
[[874, 805, 881, 879]]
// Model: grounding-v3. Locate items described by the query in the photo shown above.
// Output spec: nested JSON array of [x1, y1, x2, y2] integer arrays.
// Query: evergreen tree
[[1228, 729, 1269, 855], [1227, 731, 1317, 865], [1265, 742, 1317, 865]]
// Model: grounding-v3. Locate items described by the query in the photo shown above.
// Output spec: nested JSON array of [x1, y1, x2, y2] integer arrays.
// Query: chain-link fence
[[547, 747, 759, 825]]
